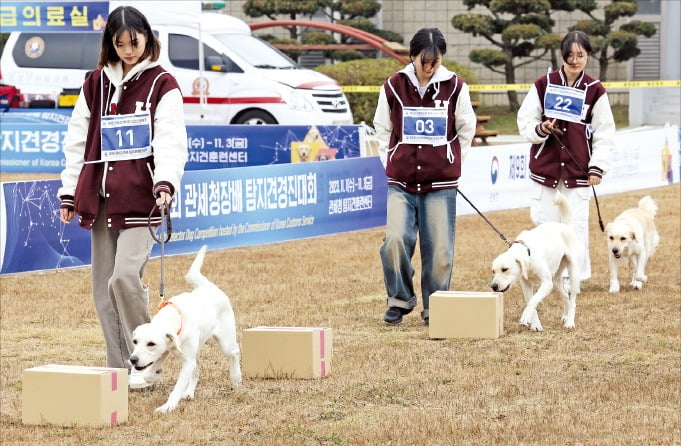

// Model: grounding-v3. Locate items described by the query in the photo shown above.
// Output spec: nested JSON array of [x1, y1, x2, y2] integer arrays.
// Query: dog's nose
[[612, 248, 619, 254], [491, 283, 498, 292], [129, 355, 138, 366]]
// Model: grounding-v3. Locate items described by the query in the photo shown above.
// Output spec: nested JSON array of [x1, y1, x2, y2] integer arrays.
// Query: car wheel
[[234, 110, 277, 125]]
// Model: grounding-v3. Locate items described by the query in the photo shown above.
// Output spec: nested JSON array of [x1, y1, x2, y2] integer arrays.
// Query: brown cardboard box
[[242, 327, 332, 379], [22, 364, 128, 426], [429, 291, 504, 339]]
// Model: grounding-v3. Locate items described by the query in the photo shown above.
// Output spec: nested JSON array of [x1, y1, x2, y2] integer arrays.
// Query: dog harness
[[157, 301, 183, 335]]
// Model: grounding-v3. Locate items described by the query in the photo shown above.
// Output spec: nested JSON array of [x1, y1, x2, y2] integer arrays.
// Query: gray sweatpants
[[91, 202, 154, 368]]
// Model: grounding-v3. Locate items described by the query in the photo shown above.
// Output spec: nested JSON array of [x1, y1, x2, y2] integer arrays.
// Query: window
[[168, 34, 242, 72], [13, 32, 100, 69], [632, 22, 661, 80], [637, 0, 661, 15]]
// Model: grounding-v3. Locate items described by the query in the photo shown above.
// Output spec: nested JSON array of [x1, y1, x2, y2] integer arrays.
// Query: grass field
[[1, 182, 678, 445]]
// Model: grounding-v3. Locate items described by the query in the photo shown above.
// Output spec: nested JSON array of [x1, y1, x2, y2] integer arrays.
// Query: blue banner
[[0, 118, 362, 173], [0, 2, 109, 32], [187, 125, 362, 169], [0, 157, 388, 275], [0, 116, 364, 172]]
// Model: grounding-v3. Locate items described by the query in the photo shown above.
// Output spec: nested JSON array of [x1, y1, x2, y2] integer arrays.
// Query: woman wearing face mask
[[517, 30, 615, 284], [58, 5, 187, 388], [373, 28, 477, 326]]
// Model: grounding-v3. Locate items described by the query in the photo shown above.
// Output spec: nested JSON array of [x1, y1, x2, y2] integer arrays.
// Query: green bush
[[316, 58, 478, 124]]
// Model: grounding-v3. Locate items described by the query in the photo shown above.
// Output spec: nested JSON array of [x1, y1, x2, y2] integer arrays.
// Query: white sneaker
[[129, 368, 153, 390]]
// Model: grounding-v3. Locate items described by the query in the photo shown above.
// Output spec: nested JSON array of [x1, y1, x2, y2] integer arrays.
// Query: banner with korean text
[[0, 156, 387, 274], [0, 112, 364, 172], [0, 2, 109, 32]]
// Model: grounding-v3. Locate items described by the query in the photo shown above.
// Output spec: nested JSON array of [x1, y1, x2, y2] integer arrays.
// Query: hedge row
[[315, 58, 478, 125]]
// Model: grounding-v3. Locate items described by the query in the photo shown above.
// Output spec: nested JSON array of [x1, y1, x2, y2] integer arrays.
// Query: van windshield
[[214, 34, 297, 69]]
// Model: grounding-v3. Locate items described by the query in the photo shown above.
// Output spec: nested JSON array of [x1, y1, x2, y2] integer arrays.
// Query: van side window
[[168, 34, 243, 73], [12, 33, 100, 69]]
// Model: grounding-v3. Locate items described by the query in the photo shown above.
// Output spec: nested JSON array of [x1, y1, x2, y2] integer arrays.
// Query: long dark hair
[[98, 6, 160, 68], [409, 28, 447, 67]]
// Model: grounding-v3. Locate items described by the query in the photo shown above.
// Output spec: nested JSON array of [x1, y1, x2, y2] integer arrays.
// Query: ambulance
[[0, 4, 353, 125]]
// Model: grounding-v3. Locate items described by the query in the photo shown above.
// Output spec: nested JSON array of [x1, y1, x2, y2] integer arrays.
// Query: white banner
[[456, 125, 679, 216]]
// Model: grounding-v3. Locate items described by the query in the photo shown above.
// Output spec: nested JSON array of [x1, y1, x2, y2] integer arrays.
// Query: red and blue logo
[[490, 156, 499, 184]]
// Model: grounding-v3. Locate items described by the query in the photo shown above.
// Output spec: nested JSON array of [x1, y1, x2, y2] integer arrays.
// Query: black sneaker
[[383, 307, 412, 325], [421, 310, 429, 326]]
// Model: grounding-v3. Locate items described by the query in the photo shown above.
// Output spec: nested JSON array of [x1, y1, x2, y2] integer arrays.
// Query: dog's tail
[[637, 195, 658, 219], [185, 245, 211, 289], [553, 190, 573, 227]]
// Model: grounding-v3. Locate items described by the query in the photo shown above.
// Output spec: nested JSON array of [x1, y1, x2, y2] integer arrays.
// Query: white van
[[0, 11, 353, 125]]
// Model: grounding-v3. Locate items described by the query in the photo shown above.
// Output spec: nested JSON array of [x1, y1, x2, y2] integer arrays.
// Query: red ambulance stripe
[[295, 80, 338, 89], [183, 97, 285, 105]]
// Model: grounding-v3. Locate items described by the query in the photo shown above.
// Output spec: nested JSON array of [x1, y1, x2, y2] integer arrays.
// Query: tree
[[570, 0, 656, 81], [452, 0, 563, 111], [242, 0, 319, 39]]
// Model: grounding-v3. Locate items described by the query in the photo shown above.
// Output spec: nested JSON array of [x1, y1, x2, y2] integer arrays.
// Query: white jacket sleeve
[[589, 93, 615, 174], [454, 83, 477, 163], [372, 86, 392, 168], [57, 91, 90, 199], [517, 84, 548, 144], [151, 88, 188, 195]]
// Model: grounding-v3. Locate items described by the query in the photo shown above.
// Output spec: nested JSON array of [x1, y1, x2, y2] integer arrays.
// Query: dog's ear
[[517, 255, 530, 280], [166, 332, 183, 355], [630, 231, 636, 241]]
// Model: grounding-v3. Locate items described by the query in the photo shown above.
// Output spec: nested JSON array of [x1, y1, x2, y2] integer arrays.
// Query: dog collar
[[512, 240, 531, 256], [157, 301, 183, 335]]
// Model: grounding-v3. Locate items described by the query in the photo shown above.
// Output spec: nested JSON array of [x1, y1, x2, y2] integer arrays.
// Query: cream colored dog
[[605, 195, 659, 293], [129, 245, 242, 413], [490, 191, 582, 331]]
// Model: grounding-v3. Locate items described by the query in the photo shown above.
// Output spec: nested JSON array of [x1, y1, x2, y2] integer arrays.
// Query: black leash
[[546, 125, 605, 232], [148, 203, 172, 302], [457, 189, 511, 247]]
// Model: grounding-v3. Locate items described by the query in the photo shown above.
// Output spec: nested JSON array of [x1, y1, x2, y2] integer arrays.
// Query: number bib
[[100, 112, 152, 161], [543, 84, 587, 123], [402, 106, 448, 145]]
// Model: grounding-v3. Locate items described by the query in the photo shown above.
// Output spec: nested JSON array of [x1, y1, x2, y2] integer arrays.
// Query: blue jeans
[[380, 186, 457, 319]]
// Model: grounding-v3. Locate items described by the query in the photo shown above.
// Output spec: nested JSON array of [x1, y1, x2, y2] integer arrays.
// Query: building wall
[[222, 1, 667, 108]]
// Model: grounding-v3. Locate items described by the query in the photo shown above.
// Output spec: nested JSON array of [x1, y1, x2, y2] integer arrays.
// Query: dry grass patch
[[1, 184, 679, 445]]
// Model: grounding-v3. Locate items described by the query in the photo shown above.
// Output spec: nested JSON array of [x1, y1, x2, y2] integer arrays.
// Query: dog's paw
[[609, 280, 620, 293], [631, 279, 643, 290], [636, 274, 648, 283], [231, 375, 242, 389], [519, 307, 535, 327], [155, 401, 178, 414], [562, 316, 575, 329], [529, 320, 543, 332]]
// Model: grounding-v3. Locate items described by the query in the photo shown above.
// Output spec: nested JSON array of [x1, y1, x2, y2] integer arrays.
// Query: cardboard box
[[242, 327, 332, 379], [22, 364, 128, 426], [429, 291, 504, 339]]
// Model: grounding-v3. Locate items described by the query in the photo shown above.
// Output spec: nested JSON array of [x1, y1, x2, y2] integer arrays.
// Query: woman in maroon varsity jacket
[[57, 6, 187, 388], [517, 31, 615, 283], [373, 28, 477, 326]]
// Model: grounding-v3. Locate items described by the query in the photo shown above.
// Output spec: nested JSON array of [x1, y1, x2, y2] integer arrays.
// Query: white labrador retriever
[[130, 245, 242, 413], [605, 195, 659, 293], [490, 191, 582, 331]]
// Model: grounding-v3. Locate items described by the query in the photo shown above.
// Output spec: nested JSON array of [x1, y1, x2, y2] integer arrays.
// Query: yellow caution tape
[[342, 79, 681, 93]]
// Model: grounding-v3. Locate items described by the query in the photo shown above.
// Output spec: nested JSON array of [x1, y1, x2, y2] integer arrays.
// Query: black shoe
[[421, 310, 429, 326], [383, 307, 412, 324]]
